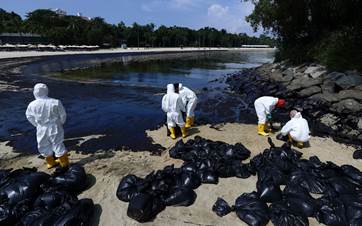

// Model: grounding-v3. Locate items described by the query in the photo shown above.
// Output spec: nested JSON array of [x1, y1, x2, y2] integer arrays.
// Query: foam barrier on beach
[[117, 136, 362, 226], [0, 164, 94, 226]]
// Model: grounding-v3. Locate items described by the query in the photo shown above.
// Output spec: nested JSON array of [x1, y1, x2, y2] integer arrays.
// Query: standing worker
[[177, 83, 197, 128], [162, 84, 187, 139], [26, 83, 69, 169], [278, 110, 310, 148], [254, 96, 285, 136]]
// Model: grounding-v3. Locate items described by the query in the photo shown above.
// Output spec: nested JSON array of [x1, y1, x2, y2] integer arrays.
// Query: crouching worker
[[162, 84, 187, 139], [26, 83, 69, 169], [277, 110, 310, 148], [176, 83, 197, 128], [254, 96, 285, 136]]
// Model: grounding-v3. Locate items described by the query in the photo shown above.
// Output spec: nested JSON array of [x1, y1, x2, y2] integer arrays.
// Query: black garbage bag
[[0, 169, 11, 186], [48, 164, 87, 193], [212, 198, 233, 217], [17, 208, 48, 226], [328, 176, 358, 194], [181, 162, 198, 174], [19, 198, 94, 226], [163, 188, 197, 207], [270, 201, 309, 226], [127, 193, 166, 223], [257, 181, 282, 203], [199, 171, 219, 184], [234, 192, 269, 226], [216, 161, 236, 178], [283, 185, 317, 217], [339, 193, 362, 223], [116, 175, 144, 202], [233, 162, 252, 179], [0, 168, 49, 206], [50, 198, 94, 226], [341, 165, 362, 186], [175, 171, 201, 190], [34, 190, 78, 210], [0, 204, 13, 225], [316, 196, 348, 226], [353, 150, 362, 159], [288, 169, 327, 194], [222, 143, 250, 161], [169, 140, 187, 159]]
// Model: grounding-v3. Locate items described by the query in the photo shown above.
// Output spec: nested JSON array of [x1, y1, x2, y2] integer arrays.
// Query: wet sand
[[0, 123, 358, 226]]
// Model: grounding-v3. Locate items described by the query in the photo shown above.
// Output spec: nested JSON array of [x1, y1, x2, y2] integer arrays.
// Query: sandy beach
[[0, 47, 275, 60], [0, 123, 358, 226]]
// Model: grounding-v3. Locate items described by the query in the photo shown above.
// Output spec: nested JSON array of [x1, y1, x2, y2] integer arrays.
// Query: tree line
[[243, 0, 362, 70], [0, 8, 275, 48]]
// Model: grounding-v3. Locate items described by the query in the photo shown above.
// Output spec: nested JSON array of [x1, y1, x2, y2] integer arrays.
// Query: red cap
[[277, 99, 286, 108]]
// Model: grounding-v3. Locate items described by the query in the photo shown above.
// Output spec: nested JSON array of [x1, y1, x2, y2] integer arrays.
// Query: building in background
[[0, 33, 46, 45]]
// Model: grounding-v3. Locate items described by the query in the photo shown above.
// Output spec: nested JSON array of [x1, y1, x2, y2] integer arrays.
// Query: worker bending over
[[254, 96, 285, 136], [278, 110, 310, 148], [162, 84, 187, 139], [26, 83, 69, 169], [176, 83, 197, 128]]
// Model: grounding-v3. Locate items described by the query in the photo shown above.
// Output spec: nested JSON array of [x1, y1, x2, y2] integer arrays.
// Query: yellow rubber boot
[[190, 117, 195, 126], [57, 154, 70, 168], [185, 117, 192, 128], [297, 142, 304, 149], [169, 127, 177, 139], [257, 124, 269, 136], [45, 156, 58, 169], [181, 127, 187, 138]]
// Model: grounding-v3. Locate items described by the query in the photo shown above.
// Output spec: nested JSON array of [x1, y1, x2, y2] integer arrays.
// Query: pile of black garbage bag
[[0, 164, 94, 226], [116, 136, 252, 222], [213, 138, 362, 226]]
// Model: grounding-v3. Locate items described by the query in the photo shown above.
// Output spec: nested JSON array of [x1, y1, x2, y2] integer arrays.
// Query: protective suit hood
[[293, 112, 302, 119], [33, 83, 49, 99], [167, 84, 175, 94]]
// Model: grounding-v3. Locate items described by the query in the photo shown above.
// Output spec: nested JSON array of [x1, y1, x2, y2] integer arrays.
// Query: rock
[[298, 86, 321, 97], [304, 66, 327, 79], [310, 70, 327, 79], [358, 118, 362, 131], [287, 77, 323, 91], [337, 89, 362, 102], [270, 71, 294, 83], [282, 68, 294, 77], [324, 72, 345, 81], [318, 113, 339, 131], [335, 74, 362, 89], [332, 99, 362, 113], [304, 66, 323, 74], [321, 80, 336, 93]]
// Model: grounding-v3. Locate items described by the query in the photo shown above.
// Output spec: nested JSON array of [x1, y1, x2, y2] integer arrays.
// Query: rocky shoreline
[[226, 62, 362, 149]]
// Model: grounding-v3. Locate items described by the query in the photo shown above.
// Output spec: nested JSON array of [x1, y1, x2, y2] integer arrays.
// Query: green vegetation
[[244, 0, 362, 70], [0, 8, 275, 48]]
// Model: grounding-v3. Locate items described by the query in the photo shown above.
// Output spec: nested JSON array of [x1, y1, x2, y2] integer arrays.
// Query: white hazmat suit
[[254, 96, 279, 124], [281, 112, 310, 142], [179, 84, 197, 117], [26, 83, 67, 158], [162, 84, 186, 128]]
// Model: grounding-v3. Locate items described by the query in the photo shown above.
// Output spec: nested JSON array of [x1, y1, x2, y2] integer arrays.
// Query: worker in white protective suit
[[254, 96, 285, 136], [26, 83, 69, 169], [162, 84, 187, 139], [279, 110, 310, 148], [177, 83, 197, 128]]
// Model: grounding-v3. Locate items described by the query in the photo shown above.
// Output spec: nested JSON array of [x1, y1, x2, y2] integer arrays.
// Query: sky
[[1, 0, 260, 35]]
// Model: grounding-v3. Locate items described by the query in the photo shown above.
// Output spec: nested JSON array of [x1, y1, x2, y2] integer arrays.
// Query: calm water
[[0, 50, 274, 154]]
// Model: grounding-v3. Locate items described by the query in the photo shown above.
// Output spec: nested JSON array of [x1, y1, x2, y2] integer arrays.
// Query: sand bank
[[0, 123, 357, 226], [0, 47, 275, 60]]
